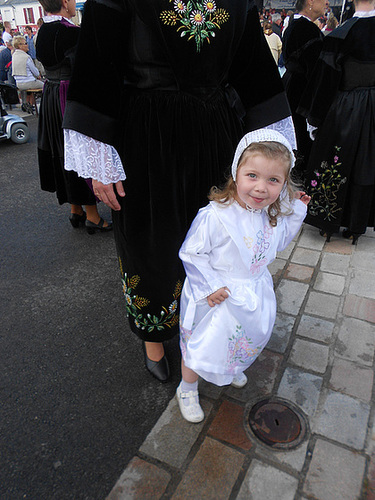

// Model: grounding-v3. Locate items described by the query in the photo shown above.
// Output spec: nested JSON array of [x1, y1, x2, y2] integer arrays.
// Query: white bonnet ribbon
[[231, 128, 295, 181]]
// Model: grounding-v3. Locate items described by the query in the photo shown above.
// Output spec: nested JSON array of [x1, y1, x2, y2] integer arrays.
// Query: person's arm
[[63, 0, 129, 210], [27, 56, 40, 78], [64, 129, 126, 210], [277, 199, 308, 251], [179, 207, 228, 303]]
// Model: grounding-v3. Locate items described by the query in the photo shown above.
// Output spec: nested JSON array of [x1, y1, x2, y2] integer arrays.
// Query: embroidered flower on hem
[[204, 0, 216, 12], [174, 0, 186, 13], [190, 10, 205, 25]]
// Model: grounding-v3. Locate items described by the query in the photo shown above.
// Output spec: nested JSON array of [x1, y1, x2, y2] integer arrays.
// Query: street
[[0, 116, 181, 499]]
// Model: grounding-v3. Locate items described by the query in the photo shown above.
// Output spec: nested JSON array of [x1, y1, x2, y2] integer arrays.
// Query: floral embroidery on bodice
[[249, 224, 273, 274], [160, 0, 230, 52]]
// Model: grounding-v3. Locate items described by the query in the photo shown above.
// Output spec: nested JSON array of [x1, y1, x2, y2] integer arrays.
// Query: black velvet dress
[[63, 0, 292, 342], [282, 16, 324, 178], [36, 20, 96, 206], [299, 16, 375, 236]]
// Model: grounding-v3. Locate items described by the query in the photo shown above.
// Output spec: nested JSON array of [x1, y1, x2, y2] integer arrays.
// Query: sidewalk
[[107, 224, 375, 500]]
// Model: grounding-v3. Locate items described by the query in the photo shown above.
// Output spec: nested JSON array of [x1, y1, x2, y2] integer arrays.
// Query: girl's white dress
[[179, 199, 307, 386]]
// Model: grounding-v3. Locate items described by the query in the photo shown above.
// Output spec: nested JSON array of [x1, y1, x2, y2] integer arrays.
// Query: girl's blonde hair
[[209, 141, 297, 227]]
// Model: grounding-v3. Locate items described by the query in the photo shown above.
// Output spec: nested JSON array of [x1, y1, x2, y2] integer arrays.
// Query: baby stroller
[[0, 82, 29, 144]]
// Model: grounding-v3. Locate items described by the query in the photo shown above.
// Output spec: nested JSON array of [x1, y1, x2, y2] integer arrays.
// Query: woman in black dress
[[298, 0, 375, 244], [36, 0, 112, 233], [63, 0, 296, 381], [282, 0, 327, 180]]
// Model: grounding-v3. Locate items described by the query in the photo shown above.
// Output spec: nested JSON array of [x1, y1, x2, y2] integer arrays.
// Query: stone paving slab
[[254, 440, 309, 473], [226, 350, 283, 403], [312, 390, 371, 450], [329, 357, 374, 402], [171, 437, 244, 500], [139, 398, 212, 468], [277, 367, 323, 417], [349, 269, 375, 300], [304, 291, 340, 319], [335, 317, 375, 366], [289, 338, 329, 374], [343, 295, 375, 324], [267, 313, 295, 353], [284, 263, 314, 283], [291, 247, 321, 267], [303, 439, 366, 500], [298, 228, 325, 251], [276, 280, 309, 315], [296, 315, 335, 344], [313, 271, 346, 296], [324, 239, 354, 254], [320, 253, 351, 275], [107, 457, 171, 500], [237, 460, 299, 500], [207, 400, 252, 451]]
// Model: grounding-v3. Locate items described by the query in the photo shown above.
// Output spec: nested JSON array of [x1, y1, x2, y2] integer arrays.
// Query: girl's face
[[235, 154, 287, 210]]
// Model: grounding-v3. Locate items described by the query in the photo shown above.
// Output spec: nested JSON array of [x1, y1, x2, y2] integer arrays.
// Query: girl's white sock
[[181, 379, 199, 406]]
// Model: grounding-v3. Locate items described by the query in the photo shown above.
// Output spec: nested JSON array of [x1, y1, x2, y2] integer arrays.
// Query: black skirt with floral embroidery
[[63, 0, 291, 342]]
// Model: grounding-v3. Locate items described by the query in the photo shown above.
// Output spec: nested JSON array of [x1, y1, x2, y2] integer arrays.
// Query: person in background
[[271, 13, 283, 36], [33, 19, 46, 78], [298, 0, 375, 245], [36, 0, 111, 233], [322, 13, 339, 33], [282, 10, 294, 33], [24, 26, 36, 61], [263, 22, 282, 65], [0, 39, 12, 82], [282, 0, 327, 181], [12, 35, 43, 112], [2, 21, 12, 44]]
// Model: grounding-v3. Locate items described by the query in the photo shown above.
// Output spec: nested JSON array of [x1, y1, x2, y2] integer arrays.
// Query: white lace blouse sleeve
[[64, 129, 126, 185], [264, 116, 296, 151]]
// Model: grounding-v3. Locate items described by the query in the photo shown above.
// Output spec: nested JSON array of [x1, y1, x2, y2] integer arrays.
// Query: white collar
[[353, 9, 375, 17], [43, 15, 75, 24], [294, 14, 314, 22]]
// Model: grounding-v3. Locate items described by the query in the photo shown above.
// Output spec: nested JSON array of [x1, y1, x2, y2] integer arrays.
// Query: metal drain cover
[[248, 398, 308, 449]]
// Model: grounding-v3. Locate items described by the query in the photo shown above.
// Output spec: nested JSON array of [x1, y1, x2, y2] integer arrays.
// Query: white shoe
[[176, 383, 204, 423], [231, 372, 248, 388]]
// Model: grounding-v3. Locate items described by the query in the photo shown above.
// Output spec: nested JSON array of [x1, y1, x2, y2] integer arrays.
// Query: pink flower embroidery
[[334, 155, 339, 163], [311, 180, 318, 187]]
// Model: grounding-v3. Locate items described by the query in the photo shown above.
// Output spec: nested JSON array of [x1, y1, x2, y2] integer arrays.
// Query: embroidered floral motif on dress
[[180, 324, 193, 357], [160, 0, 230, 52], [119, 258, 182, 332], [250, 225, 273, 273], [308, 146, 347, 221], [226, 325, 261, 372]]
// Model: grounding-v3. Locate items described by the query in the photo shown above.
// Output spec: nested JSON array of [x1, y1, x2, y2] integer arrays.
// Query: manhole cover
[[247, 398, 308, 449]]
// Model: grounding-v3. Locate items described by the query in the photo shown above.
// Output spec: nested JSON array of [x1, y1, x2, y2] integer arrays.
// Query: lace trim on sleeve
[[264, 116, 296, 151], [64, 129, 126, 185]]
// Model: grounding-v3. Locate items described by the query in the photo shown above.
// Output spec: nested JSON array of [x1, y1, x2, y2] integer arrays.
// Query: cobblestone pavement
[[106, 224, 375, 500]]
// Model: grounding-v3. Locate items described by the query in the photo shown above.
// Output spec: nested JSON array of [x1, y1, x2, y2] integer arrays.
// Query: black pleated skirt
[[113, 88, 243, 341], [38, 80, 96, 206], [305, 86, 375, 235]]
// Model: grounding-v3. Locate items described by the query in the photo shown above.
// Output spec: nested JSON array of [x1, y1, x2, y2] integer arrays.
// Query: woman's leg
[[144, 341, 165, 361], [85, 204, 111, 227]]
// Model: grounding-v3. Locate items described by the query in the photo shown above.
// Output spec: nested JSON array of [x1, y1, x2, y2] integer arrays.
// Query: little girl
[[176, 129, 311, 423]]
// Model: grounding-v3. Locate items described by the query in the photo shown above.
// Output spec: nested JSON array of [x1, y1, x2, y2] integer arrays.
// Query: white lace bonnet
[[231, 128, 295, 181]]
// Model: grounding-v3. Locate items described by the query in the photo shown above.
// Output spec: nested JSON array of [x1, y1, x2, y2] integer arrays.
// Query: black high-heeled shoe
[[319, 229, 332, 242], [142, 342, 170, 382], [342, 229, 360, 245], [69, 212, 86, 228], [85, 217, 113, 235]]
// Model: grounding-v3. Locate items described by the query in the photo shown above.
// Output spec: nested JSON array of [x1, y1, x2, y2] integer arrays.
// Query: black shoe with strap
[[142, 342, 170, 382]]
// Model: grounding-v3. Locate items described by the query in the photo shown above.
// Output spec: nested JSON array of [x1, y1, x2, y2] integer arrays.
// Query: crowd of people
[[1, 0, 373, 424]]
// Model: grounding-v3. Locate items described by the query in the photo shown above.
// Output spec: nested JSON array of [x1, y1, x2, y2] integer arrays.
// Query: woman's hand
[[207, 287, 230, 307], [92, 179, 126, 211], [295, 191, 311, 206]]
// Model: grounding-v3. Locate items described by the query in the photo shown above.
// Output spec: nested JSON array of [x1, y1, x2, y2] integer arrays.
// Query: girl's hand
[[207, 287, 230, 307], [295, 191, 311, 205]]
